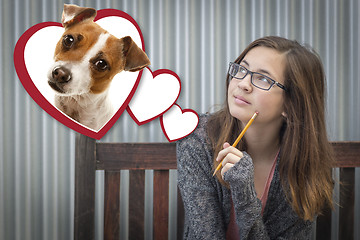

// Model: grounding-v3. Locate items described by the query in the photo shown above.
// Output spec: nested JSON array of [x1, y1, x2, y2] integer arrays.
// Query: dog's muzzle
[[48, 66, 72, 93]]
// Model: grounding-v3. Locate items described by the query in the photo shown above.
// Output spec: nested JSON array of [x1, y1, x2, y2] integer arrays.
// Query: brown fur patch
[[53, 21, 149, 95], [54, 22, 107, 62], [89, 35, 126, 94]]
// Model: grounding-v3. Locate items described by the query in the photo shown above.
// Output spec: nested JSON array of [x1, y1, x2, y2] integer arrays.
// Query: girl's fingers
[[221, 153, 241, 167], [216, 143, 244, 178], [216, 144, 243, 162], [223, 142, 231, 148], [216, 142, 244, 176], [221, 162, 234, 177]]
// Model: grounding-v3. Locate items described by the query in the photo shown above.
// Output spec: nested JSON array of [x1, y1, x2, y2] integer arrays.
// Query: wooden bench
[[74, 134, 360, 240]]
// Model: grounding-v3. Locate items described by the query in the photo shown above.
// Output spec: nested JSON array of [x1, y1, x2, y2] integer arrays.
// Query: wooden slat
[[96, 143, 177, 170], [177, 188, 184, 240], [94, 141, 360, 170], [339, 168, 355, 239], [315, 205, 332, 240], [104, 171, 120, 240], [153, 170, 169, 240], [332, 142, 360, 168], [129, 170, 145, 240], [74, 134, 96, 240]]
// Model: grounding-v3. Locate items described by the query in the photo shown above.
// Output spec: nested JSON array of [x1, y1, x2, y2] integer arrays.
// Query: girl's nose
[[237, 74, 253, 93]]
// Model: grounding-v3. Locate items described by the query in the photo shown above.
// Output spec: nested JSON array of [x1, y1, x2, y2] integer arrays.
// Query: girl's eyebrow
[[241, 60, 250, 66], [241, 59, 275, 79]]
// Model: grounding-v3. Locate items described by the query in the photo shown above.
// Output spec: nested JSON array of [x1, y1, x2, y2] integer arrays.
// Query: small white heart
[[160, 104, 199, 142]]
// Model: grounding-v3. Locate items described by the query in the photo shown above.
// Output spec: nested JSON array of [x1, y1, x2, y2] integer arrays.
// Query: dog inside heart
[[16, 4, 150, 138]]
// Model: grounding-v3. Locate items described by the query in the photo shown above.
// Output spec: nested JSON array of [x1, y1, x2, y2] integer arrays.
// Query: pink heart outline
[[13, 9, 145, 140], [126, 67, 182, 126], [159, 103, 199, 142]]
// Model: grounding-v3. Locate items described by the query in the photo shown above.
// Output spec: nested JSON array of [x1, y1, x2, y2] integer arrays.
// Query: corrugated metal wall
[[1, 0, 359, 239]]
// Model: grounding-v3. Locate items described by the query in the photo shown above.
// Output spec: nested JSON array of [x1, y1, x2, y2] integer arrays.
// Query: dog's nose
[[52, 66, 71, 83]]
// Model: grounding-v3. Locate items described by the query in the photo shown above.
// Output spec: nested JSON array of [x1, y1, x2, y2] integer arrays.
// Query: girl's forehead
[[244, 46, 283, 62], [243, 46, 286, 81]]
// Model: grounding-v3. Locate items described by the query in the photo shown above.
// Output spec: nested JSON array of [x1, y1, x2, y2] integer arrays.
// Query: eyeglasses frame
[[228, 62, 287, 91]]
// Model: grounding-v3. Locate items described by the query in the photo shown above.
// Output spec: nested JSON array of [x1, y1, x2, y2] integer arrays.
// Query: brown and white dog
[[48, 4, 150, 131]]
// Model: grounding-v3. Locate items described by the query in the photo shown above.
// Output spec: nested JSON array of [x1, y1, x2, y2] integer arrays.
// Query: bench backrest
[[74, 134, 360, 240]]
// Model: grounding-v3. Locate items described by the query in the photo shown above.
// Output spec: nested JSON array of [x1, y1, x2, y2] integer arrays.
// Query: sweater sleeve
[[223, 152, 270, 239], [177, 128, 227, 239], [223, 152, 313, 240]]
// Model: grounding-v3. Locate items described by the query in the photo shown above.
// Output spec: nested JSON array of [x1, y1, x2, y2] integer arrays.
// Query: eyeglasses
[[228, 62, 287, 91]]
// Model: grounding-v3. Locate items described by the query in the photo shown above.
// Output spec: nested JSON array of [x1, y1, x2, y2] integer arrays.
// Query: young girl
[[177, 36, 334, 239]]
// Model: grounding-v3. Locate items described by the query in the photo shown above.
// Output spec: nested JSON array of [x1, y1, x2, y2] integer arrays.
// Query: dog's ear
[[121, 36, 151, 72], [61, 4, 96, 28]]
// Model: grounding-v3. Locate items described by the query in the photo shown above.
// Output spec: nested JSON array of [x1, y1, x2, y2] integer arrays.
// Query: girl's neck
[[242, 121, 282, 164]]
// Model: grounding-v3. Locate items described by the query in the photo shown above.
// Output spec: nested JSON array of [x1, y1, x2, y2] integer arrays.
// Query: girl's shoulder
[[176, 113, 214, 159], [176, 113, 215, 176]]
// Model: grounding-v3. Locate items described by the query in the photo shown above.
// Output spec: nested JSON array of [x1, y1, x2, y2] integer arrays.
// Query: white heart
[[160, 104, 199, 142], [127, 67, 181, 125]]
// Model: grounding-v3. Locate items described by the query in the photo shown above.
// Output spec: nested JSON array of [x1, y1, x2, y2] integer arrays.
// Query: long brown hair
[[207, 36, 334, 221]]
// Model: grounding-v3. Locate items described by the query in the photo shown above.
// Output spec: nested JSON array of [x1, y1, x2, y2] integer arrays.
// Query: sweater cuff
[[223, 152, 258, 204]]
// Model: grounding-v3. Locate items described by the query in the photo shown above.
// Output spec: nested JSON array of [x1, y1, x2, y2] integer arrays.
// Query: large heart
[[14, 9, 145, 139], [127, 67, 181, 125]]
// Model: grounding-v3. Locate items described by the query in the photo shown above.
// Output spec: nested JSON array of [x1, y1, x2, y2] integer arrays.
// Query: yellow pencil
[[212, 111, 259, 176]]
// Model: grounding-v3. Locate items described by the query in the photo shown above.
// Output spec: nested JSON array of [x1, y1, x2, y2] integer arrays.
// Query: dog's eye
[[63, 35, 75, 48], [94, 59, 109, 71]]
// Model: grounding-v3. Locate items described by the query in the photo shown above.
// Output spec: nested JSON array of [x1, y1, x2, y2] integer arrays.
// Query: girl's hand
[[216, 142, 244, 178]]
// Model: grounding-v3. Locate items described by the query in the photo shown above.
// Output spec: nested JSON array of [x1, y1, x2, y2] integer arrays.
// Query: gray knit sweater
[[177, 114, 312, 239]]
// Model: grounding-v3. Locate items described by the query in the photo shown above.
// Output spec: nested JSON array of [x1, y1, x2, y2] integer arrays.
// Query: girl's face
[[228, 46, 286, 125]]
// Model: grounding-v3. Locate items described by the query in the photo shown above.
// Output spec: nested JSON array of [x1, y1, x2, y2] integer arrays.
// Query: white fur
[[48, 33, 110, 96], [56, 91, 114, 131], [62, 13, 75, 24], [50, 33, 115, 131]]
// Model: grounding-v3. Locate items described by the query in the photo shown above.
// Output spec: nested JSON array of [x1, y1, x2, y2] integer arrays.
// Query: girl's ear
[[282, 112, 288, 118]]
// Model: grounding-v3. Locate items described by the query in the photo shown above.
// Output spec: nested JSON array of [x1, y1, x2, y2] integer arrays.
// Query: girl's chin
[[229, 109, 255, 122]]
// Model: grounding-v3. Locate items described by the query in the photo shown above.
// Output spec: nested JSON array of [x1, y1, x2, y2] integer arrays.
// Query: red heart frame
[[13, 9, 145, 139]]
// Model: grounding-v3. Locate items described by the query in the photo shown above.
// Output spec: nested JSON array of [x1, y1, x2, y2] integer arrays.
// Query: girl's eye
[[254, 74, 272, 84], [239, 66, 247, 74], [261, 77, 270, 83]]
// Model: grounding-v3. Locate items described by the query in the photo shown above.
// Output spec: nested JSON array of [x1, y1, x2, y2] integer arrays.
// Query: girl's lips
[[234, 96, 251, 105]]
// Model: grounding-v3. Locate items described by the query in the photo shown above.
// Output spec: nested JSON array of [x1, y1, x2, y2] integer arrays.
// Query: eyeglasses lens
[[229, 63, 272, 90], [252, 74, 272, 89]]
